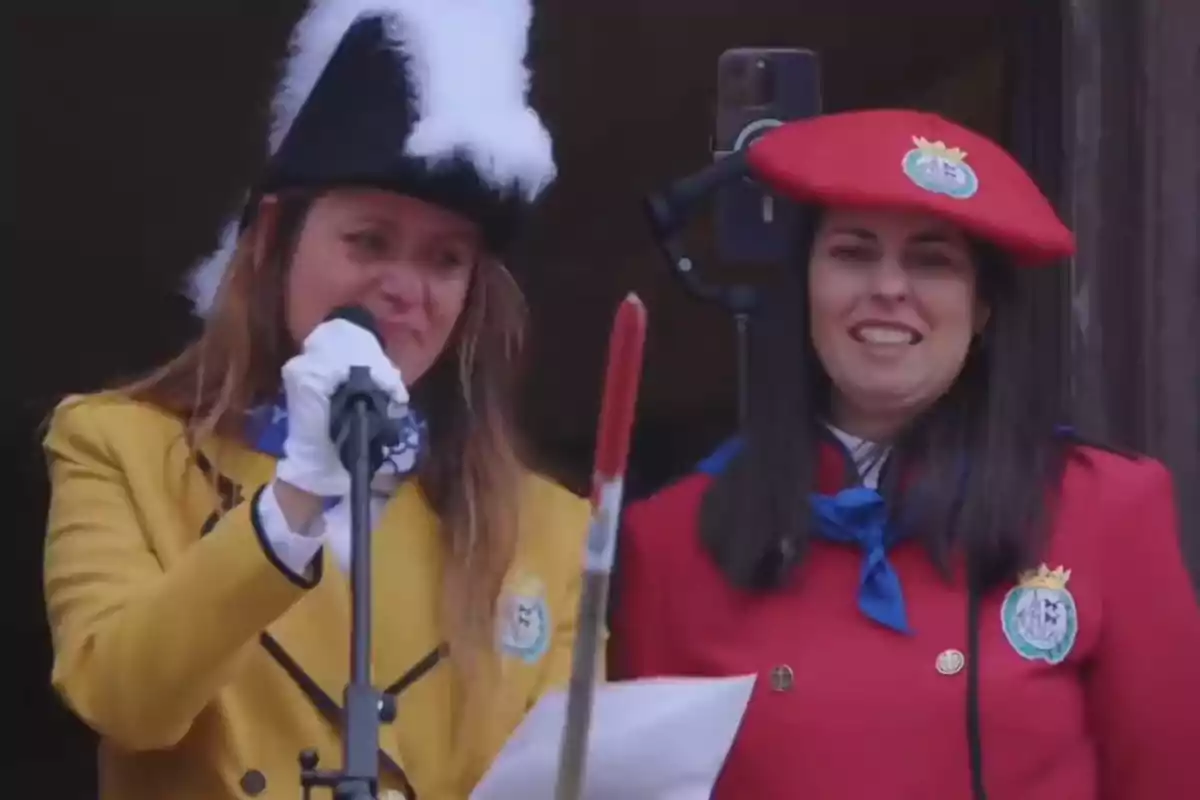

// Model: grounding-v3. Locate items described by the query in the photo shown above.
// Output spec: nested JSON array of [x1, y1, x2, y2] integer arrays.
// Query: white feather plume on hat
[[185, 0, 555, 318]]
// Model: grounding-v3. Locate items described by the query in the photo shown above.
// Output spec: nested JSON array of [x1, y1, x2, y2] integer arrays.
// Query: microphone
[[299, 304, 401, 800], [325, 304, 384, 347], [324, 305, 399, 476]]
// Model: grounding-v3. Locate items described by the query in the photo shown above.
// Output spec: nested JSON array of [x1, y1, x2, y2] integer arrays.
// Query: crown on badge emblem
[[1018, 563, 1072, 590], [911, 135, 969, 163], [507, 573, 543, 597]]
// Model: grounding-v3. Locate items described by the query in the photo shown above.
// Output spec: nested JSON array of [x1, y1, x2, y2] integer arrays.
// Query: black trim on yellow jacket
[[193, 448, 448, 797]]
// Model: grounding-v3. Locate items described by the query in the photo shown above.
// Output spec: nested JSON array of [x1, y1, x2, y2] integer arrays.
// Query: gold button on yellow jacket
[[43, 395, 595, 800]]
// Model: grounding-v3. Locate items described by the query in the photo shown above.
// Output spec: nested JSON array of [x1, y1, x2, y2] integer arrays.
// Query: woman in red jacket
[[611, 109, 1200, 799]]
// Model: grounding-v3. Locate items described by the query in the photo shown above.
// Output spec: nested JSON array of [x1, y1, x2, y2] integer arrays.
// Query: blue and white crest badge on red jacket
[[1001, 564, 1078, 664]]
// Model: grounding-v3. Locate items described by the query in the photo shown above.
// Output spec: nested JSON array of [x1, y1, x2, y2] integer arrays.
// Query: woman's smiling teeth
[[851, 323, 922, 345]]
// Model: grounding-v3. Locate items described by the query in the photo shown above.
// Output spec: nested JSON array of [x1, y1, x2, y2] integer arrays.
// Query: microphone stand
[[299, 366, 399, 800], [643, 150, 761, 429]]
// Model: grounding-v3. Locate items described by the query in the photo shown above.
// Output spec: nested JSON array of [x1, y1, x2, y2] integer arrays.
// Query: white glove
[[274, 318, 409, 498]]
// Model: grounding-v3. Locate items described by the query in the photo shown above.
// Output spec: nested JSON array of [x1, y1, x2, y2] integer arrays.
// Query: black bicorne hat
[[187, 0, 556, 316]]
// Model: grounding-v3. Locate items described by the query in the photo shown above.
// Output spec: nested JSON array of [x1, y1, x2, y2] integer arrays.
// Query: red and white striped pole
[[554, 293, 648, 800]]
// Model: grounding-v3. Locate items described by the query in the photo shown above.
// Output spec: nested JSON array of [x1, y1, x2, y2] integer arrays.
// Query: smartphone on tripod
[[714, 47, 822, 265]]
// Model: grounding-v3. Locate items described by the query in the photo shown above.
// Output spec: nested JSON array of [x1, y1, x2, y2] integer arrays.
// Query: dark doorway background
[[10, 1, 1030, 796]]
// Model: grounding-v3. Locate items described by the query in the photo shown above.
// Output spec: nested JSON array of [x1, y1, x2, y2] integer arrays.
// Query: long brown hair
[[122, 189, 528, 688]]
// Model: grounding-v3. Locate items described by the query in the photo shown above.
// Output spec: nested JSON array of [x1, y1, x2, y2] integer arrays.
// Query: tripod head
[[643, 150, 763, 427], [643, 149, 761, 316]]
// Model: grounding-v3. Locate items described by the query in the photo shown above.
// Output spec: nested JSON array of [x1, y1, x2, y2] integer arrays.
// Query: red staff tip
[[592, 294, 648, 483]]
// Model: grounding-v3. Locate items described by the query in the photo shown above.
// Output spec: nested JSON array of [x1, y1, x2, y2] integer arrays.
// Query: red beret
[[746, 109, 1075, 266]]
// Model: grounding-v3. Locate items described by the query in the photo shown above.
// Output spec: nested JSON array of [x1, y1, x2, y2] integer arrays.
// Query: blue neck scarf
[[811, 487, 909, 633], [698, 435, 912, 635], [698, 426, 1076, 635], [245, 395, 426, 507]]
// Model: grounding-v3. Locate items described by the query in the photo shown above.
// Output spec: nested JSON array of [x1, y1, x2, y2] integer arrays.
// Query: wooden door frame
[[1061, 0, 1200, 585]]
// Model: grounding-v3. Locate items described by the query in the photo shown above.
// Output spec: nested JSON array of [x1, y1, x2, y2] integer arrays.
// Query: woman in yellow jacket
[[42, 2, 590, 798]]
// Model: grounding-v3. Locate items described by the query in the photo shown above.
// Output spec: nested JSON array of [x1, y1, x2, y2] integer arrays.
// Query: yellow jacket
[[43, 395, 595, 800]]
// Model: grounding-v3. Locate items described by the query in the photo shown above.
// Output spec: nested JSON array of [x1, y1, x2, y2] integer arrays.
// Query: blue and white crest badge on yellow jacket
[[496, 573, 550, 664]]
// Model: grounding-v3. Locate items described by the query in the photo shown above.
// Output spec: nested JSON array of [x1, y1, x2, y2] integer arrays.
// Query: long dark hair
[[699, 207, 1076, 592]]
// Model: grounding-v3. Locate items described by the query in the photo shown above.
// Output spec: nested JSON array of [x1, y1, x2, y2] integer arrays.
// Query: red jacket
[[611, 441, 1200, 799]]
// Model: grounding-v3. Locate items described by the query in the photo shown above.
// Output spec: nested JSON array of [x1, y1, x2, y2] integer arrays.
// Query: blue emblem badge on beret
[[902, 135, 979, 200]]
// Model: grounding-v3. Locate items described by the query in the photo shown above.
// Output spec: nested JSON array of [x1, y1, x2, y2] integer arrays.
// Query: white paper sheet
[[470, 674, 756, 800]]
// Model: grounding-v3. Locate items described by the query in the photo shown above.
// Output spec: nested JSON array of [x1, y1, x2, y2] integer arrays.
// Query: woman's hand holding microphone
[[272, 313, 409, 534]]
